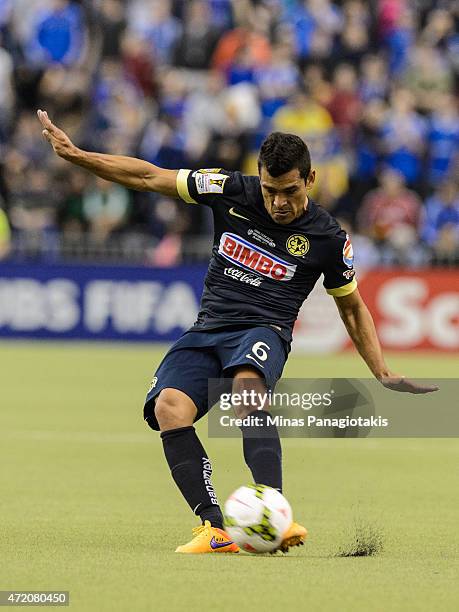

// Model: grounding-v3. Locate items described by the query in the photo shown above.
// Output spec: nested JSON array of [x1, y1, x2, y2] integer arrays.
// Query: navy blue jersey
[[176, 168, 357, 343]]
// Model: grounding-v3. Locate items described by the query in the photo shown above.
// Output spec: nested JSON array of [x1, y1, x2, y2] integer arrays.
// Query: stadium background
[[0, 0, 457, 349], [0, 2, 458, 611]]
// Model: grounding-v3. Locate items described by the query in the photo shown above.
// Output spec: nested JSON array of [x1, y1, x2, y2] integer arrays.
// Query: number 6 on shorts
[[246, 341, 271, 368]]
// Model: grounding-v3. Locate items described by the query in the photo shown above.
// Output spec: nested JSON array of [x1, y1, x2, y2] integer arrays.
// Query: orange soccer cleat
[[277, 521, 308, 553], [175, 521, 240, 554]]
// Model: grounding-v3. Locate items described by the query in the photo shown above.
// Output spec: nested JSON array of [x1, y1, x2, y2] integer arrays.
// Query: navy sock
[[160, 426, 224, 529], [240, 410, 282, 491]]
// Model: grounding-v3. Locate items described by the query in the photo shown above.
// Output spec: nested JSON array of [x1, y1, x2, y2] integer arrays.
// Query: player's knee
[[154, 388, 198, 431], [232, 367, 267, 418]]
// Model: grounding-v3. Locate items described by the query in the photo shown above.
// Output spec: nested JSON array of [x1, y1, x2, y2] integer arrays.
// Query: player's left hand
[[379, 375, 439, 394]]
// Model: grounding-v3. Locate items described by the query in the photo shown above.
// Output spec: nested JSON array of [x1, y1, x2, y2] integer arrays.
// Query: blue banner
[[0, 263, 207, 341]]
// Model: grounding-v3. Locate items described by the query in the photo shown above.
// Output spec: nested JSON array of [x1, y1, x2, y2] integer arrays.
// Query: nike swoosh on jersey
[[229, 207, 250, 221], [210, 536, 234, 550]]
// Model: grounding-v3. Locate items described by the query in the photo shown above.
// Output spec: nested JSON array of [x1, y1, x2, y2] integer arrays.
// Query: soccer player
[[37, 110, 437, 554]]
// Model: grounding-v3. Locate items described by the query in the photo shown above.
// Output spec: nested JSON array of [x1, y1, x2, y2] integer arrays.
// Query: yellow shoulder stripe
[[176, 169, 198, 204], [326, 277, 357, 297]]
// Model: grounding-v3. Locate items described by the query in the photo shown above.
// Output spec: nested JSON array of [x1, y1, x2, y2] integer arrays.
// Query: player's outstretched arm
[[37, 109, 179, 196], [334, 289, 439, 394]]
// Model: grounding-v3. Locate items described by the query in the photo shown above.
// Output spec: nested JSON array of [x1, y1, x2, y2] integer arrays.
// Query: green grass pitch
[[1, 341, 458, 611]]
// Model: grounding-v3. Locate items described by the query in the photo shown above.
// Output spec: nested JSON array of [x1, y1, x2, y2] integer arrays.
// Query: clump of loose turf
[[336, 520, 384, 557]]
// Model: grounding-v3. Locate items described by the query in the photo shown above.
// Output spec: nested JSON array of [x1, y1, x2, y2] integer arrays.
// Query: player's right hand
[[380, 375, 439, 394], [37, 109, 77, 160]]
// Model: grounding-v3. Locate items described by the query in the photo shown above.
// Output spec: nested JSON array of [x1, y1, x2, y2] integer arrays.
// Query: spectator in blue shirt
[[208, 0, 233, 31], [254, 41, 299, 118], [422, 180, 459, 253], [359, 55, 389, 103], [25, 0, 84, 67], [427, 93, 459, 187], [129, 0, 181, 65], [381, 88, 427, 187], [378, 2, 414, 77]]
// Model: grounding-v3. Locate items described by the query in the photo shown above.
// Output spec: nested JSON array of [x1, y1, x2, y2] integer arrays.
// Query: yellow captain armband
[[176, 169, 198, 204]]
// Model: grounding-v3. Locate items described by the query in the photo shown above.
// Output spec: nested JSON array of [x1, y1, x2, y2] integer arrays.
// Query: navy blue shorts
[[144, 326, 289, 431]]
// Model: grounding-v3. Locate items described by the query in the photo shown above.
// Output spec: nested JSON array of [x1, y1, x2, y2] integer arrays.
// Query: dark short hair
[[258, 132, 311, 180]]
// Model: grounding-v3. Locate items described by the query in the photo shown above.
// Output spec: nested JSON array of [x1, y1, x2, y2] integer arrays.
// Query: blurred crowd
[[0, 0, 458, 267]]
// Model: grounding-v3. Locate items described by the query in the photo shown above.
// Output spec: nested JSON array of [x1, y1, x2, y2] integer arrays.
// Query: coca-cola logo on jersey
[[224, 267, 262, 286], [219, 233, 296, 281]]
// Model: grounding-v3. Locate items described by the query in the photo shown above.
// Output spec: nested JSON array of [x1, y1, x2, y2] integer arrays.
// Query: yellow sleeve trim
[[0, 209, 11, 240], [326, 277, 357, 297], [176, 169, 197, 204]]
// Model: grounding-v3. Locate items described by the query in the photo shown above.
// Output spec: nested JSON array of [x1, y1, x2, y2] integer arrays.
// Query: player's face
[[260, 166, 315, 224]]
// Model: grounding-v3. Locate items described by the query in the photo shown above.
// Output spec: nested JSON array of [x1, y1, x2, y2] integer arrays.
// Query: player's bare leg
[[232, 367, 283, 491], [155, 388, 197, 431], [155, 388, 238, 553], [232, 368, 307, 552]]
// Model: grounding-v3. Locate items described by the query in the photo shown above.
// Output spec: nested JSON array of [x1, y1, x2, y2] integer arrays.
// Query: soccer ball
[[224, 484, 292, 553]]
